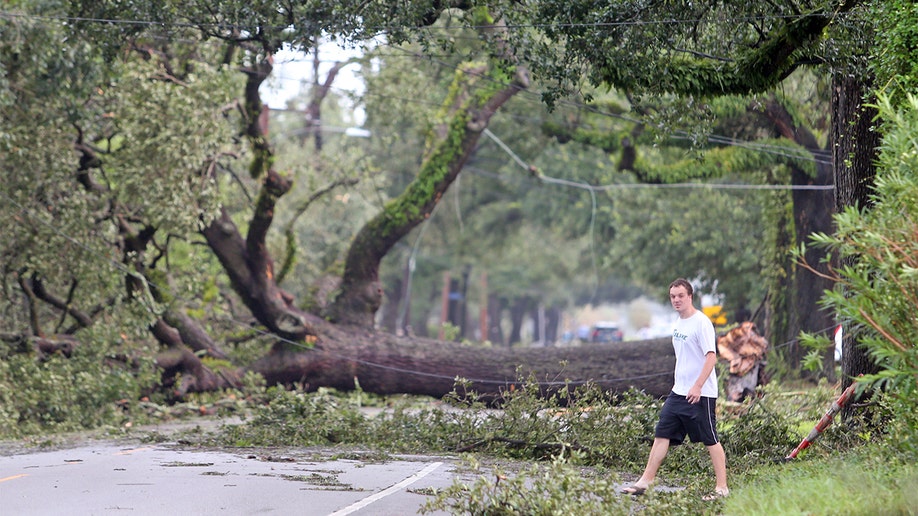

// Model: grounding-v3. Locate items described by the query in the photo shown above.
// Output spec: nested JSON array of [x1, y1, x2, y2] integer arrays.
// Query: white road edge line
[[327, 461, 443, 516]]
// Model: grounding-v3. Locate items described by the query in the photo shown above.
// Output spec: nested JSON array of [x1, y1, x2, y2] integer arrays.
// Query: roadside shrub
[[720, 383, 833, 471], [0, 338, 153, 438]]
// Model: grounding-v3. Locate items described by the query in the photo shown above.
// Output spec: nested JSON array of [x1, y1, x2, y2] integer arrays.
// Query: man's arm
[[686, 351, 717, 404]]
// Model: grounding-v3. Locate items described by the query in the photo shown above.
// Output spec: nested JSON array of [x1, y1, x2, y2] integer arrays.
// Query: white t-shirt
[[671, 310, 718, 398]]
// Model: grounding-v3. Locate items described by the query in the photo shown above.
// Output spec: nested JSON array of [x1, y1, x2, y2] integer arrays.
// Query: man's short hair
[[670, 278, 693, 297]]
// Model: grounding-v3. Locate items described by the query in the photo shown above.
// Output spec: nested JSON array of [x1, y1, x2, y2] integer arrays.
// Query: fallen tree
[[249, 322, 675, 400]]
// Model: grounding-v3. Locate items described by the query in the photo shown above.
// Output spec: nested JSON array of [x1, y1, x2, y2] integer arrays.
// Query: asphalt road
[[0, 442, 463, 515]]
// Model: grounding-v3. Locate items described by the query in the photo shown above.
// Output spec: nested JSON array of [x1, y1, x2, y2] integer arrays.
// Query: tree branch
[[327, 11, 530, 326], [29, 276, 95, 330]]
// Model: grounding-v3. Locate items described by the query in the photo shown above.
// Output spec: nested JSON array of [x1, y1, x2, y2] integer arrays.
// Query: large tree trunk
[[832, 74, 882, 408], [249, 321, 675, 400], [199, 53, 314, 345], [203, 206, 311, 343]]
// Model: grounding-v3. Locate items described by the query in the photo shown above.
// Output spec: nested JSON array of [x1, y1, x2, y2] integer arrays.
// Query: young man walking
[[622, 278, 729, 500]]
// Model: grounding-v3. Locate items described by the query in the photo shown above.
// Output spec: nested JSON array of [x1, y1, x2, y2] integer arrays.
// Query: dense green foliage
[[0, 320, 160, 437], [606, 184, 772, 311], [515, 0, 865, 102], [870, 0, 918, 101]]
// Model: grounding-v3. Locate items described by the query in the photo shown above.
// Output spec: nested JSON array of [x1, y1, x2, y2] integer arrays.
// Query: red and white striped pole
[[784, 382, 859, 460]]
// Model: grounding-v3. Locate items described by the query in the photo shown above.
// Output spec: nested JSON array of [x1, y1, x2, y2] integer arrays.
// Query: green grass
[[724, 451, 918, 516]]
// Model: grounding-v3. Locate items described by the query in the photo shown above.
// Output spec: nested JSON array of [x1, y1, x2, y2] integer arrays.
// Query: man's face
[[669, 285, 691, 314]]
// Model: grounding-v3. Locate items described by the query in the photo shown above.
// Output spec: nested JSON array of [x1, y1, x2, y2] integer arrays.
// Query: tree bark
[[161, 309, 229, 361], [203, 208, 312, 343], [832, 74, 882, 406], [198, 51, 314, 344], [248, 322, 675, 401], [157, 347, 240, 398], [33, 335, 78, 358]]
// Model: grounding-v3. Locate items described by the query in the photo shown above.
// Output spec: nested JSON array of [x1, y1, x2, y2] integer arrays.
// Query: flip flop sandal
[[702, 490, 729, 501], [621, 485, 647, 496]]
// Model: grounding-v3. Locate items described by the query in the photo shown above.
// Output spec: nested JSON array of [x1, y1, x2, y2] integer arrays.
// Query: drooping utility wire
[[482, 128, 600, 304], [361, 42, 837, 170]]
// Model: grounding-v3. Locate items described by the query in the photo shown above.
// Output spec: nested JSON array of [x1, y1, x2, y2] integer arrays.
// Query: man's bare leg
[[706, 442, 729, 496], [623, 437, 670, 493]]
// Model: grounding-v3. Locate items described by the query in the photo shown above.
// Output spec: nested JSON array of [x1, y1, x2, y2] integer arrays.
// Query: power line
[[273, 75, 834, 171], [270, 71, 834, 190]]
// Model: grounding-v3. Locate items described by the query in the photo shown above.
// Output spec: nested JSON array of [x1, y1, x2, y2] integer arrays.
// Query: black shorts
[[654, 392, 719, 446]]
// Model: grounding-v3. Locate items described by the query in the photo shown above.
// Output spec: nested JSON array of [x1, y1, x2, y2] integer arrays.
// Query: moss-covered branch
[[328, 19, 530, 326], [633, 138, 816, 183]]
